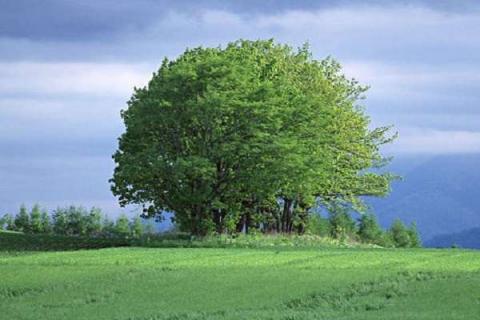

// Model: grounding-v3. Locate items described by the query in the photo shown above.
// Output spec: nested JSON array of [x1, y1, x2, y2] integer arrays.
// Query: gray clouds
[[1, 0, 479, 214]]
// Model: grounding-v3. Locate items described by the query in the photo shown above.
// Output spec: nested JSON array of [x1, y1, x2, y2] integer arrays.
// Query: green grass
[[0, 235, 479, 319]]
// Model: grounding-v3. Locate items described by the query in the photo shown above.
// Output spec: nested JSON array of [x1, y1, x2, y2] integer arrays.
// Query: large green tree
[[111, 39, 395, 235]]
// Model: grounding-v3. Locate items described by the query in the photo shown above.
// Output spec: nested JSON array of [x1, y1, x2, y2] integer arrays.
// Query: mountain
[[425, 227, 480, 249], [368, 154, 480, 245]]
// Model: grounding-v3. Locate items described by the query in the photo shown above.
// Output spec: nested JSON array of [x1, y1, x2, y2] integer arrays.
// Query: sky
[[1, 0, 480, 216]]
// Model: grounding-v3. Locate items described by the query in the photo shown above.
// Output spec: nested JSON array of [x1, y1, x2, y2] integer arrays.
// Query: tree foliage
[[1, 213, 15, 231], [328, 203, 356, 240], [14, 205, 30, 233], [389, 219, 412, 248], [30, 204, 43, 234], [358, 213, 383, 244], [111, 39, 396, 235], [114, 214, 131, 236], [0, 205, 148, 238]]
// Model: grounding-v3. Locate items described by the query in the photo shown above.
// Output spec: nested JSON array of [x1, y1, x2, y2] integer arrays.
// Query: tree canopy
[[111, 39, 396, 235]]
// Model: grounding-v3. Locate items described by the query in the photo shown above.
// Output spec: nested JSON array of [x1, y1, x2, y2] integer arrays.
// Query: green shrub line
[[2, 230, 426, 252], [1, 204, 422, 250]]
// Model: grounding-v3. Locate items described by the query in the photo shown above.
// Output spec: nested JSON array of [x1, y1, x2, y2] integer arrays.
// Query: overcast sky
[[1, 0, 480, 215]]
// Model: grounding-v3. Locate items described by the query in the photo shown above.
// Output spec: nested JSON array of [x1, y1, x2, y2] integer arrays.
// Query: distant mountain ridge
[[425, 227, 480, 249], [368, 154, 480, 246]]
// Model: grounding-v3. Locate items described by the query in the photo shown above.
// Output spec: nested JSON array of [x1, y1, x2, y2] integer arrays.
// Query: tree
[[389, 219, 411, 248], [114, 214, 130, 237], [408, 222, 421, 248], [65, 206, 89, 236], [111, 39, 396, 235], [40, 210, 52, 234], [305, 212, 330, 237], [52, 207, 69, 235], [14, 205, 30, 232], [328, 203, 356, 240], [102, 216, 116, 237], [131, 216, 144, 238], [30, 204, 43, 233], [358, 213, 384, 244], [85, 207, 103, 236], [1, 213, 15, 231]]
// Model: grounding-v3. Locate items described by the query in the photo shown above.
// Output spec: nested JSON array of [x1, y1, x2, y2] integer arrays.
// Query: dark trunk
[[281, 198, 293, 233], [213, 209, 224, 234], [236, 214, 245, 233]]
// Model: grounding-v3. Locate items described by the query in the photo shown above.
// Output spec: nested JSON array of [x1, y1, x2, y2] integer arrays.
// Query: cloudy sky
[[1, 0, 480, 215]]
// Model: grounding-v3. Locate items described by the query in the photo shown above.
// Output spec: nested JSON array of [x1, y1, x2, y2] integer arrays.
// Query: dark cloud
[[2, 0, 479, 42]]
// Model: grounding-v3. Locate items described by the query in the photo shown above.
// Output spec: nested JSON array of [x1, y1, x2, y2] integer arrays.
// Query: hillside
[[369, 154, 480, 243], [425, 227, 480, 249]]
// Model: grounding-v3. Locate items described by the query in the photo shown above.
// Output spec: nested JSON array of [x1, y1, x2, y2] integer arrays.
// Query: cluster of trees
[[111, 39, 397, 236], [0, 205, 153, 238], [307, 206, 421, 248]]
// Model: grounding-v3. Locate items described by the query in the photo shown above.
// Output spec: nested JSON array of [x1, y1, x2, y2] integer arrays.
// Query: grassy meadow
[[1, 234, 479, 319]]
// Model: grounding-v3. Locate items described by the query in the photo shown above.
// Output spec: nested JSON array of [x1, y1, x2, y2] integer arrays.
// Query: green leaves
[[111, 39, 396, 235]]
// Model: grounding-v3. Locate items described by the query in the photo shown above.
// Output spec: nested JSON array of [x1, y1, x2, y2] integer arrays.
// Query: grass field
[[1, 243, 479, 320]]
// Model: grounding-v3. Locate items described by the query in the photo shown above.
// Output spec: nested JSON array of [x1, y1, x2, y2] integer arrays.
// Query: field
[[1, 239, 479, 320]]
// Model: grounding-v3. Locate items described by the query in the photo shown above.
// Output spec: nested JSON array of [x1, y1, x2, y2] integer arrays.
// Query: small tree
[[40, 210, 52, 234], [102, 216, 116, 237], [131, 216, 144, 238], [328, 204, 356, 240], [305, 212, 330, 237], [30, 204, 43, 233], [53, 207, 68, 235], [85, 207, 103, 236], [389, 219, 411, 248], [358, 213, 384, 245], [114, 214, 130, 237], [1, 213, 15, 231], [65, 206, 88, 236], [408, 222, 421, 248], [14, 205, 30, 232]]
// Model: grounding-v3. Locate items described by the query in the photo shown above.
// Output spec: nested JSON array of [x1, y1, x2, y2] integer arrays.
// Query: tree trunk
[[281, 198, 293, 233]]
